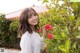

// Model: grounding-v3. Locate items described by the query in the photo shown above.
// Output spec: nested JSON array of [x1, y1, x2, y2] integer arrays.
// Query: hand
[[42, 25, 47, 38]]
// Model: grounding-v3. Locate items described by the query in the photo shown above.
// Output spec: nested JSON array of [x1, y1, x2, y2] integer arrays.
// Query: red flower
[[44, 24, 53, 31], [45, 50, 48, 53], [47, 33, 54, 39]]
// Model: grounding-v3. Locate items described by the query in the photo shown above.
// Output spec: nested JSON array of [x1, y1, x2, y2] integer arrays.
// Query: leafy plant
[[39, 1, 80, 53], [0, 14, 11, 44]]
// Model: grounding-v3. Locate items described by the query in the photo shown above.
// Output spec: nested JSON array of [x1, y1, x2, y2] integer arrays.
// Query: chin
[[32, 23, 38, 26]]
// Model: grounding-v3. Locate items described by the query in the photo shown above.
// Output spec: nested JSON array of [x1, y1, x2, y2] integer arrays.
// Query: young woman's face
[[28, 14, 38, 26]]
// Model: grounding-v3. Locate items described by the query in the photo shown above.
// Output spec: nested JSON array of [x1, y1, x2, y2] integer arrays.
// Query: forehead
[[28, 9, 37, 15]]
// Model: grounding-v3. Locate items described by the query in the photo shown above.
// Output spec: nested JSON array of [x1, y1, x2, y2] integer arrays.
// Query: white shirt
[[20, 31, 45, 53]]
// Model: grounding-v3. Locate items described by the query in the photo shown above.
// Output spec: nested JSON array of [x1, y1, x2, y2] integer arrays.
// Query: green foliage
[[0, 14, 11, 43], [9, 20, 19, 44], [0, 14, 19, 48], [42, 0, 48, 4], [40, 1, 80, 53], [58, 39, 70, 53]]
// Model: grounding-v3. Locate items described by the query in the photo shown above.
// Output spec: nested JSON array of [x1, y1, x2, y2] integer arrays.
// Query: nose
[[33, 16, 38, 19]]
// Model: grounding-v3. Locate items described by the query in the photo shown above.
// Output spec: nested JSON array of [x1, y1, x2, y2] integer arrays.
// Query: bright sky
[[0, 0, 45, 14]]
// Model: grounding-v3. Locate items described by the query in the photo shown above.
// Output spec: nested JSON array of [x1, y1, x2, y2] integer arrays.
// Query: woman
[[18, 8, 46, 53]]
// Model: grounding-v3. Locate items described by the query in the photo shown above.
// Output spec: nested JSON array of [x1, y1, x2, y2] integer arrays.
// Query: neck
[[30, 26, 35, 31]]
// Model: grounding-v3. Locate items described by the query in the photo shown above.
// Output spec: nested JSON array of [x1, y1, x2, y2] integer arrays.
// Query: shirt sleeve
[[36, 33, 46, 50], [40, 36, 46, 49], [20, 32, 32, 53]]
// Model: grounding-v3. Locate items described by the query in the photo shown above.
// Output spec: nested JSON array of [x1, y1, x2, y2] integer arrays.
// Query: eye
[[28, 14, 32, 18], [34, 14, 37, 16], [28, 16, 31, 18]]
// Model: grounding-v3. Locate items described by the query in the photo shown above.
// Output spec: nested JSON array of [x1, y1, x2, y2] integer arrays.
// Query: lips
[[33, 19, 38, 23]]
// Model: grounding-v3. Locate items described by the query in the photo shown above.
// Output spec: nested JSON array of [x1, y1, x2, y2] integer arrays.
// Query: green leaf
[[58, 45, 66, 53], [76, 34, 80, 38], [58, 39, 70, 53], [42, 0, 48, 4], [61, 32, 67, 38], [65, 39, 70, 53], [68, 15, 75, 21], [61, 9, 67, 14], [72, 42, 77, 49], [65, 27, 69, 35], [64, 0, 70, 2], [54, 35, 63, 40], [76, 19, 80, 29]]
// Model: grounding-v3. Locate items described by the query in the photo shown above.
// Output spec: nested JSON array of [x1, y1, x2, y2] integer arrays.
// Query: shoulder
[[33, 31, 39, 35], [21, 31, 29, 38]]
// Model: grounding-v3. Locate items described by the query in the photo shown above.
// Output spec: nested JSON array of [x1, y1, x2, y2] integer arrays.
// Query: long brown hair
[[18, 8, 39, 37]]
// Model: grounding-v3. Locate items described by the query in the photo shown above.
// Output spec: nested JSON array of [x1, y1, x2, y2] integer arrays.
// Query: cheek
[[28, 19, 32, 24], [28, 17, 39, 25]]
